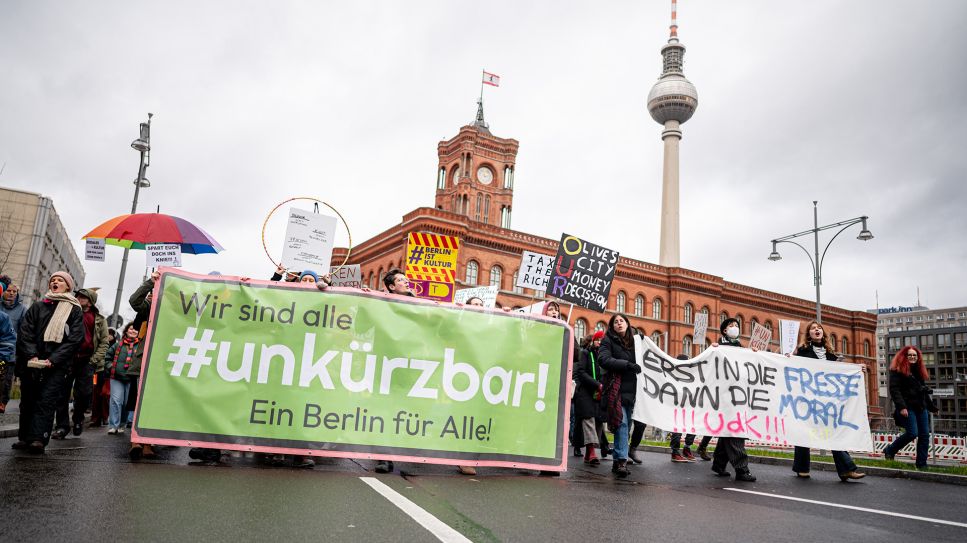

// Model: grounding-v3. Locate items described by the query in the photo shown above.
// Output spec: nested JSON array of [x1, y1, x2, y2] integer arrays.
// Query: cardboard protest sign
[[454, 285, 499, 308], [693, 312, 708, 347], [132, 269, 572, 470], [546, 234, 618, 313], [281, 208, 338, 272], [631, 335, 873, 451], [85, 238, 106, 262], [780, 320, 801, 355], [749, 322, 773, 352], [516, 301, 546, 315], [146, 244, 182, 267], [516, 251, 554, 290], [405, 232, 459, 303], [329, 264, 362, 288]]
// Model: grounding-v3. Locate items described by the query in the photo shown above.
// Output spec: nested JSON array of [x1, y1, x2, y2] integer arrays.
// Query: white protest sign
[[749, 322, 773, 352], [516, 301, 546, 315], [281, 208, 338, 272], [630, 335, 873, 451], [146, 244, 182, 267], [329, 264, 362, 288], [780, 320, 801, 355], [516, 251, 554, 290], [85, 238, 106, 262], [454, 285, 499, 308], [693, 312, 708, 347]]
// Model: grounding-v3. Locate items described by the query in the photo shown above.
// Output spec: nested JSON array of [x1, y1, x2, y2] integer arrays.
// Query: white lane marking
[[724, 488, 967, 529], [360, 477, 472, 543]]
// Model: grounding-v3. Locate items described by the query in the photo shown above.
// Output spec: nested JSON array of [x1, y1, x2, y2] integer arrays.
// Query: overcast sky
[[2, 0, 965, 321]]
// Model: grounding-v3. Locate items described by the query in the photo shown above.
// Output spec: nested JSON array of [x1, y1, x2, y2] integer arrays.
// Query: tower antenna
[[670, 0, 678, 40]]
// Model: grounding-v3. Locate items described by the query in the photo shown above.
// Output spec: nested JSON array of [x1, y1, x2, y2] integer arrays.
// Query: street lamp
[[110, 113, 153, 328], [768, 201, 873, 323]]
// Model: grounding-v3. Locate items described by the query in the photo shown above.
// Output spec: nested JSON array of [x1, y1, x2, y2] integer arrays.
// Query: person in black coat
[[12, 272, 84, 454], [790, 320, 866, 481], [709, 318, 756, 482], [598, 313, 639, 478], [574, 331, 606, 465], [883, 345, 935, 469]]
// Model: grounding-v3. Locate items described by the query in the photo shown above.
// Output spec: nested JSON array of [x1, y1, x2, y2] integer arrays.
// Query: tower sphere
[[647, 74, 698, 125]]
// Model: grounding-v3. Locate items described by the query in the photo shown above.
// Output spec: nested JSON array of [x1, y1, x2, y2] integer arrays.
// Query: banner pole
[[566, 303, 574, 324]]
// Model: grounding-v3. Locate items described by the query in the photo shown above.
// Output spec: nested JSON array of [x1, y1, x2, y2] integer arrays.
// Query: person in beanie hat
[[12, 272, 84, 454], [298, 270, 319, 284], [52, 287, 108, 439]]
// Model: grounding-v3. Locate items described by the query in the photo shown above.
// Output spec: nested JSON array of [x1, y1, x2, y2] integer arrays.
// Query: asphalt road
[[2, 426, 966, 542]]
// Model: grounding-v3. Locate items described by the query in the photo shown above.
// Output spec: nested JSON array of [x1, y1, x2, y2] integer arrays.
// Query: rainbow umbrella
[[83, 213, 224, 254]]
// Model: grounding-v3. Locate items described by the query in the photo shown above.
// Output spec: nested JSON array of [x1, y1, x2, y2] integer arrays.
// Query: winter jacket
[[794, 344, 837, 362], [1, 293, 27, 338], [598, 330, 639, 407], [888, 369, 928, 412], [105, 337, 145, 380], [129, 278, 155, 336], [0, 311, 15, 362], [15, 298, 85, 374], [573, 347, 604, 420], [76, 288, 110, 370]]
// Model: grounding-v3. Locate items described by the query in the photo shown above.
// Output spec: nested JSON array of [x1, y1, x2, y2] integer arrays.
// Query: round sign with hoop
[[261, 197, 353, 275]]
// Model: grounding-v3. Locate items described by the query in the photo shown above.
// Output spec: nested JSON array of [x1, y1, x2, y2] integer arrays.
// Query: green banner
[[134, 270, 572, 469]]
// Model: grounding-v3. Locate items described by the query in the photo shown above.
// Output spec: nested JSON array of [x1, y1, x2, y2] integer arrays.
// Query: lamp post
[[110, 113, 153, 328], [767, 201, 873, 323]]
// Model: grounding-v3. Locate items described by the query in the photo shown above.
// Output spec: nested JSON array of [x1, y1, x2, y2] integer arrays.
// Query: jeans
[[792, 447, 857, 475], [613, 406, 631, 461], [109, 378, 134, 430], [670, 433, 696, 454], [885, 408, 930, 468]]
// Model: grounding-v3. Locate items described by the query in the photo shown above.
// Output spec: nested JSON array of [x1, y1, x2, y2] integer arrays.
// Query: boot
[[584, 445, 599, 466], [142, 444, 158, 459], [129, 444, 143, 461], [628, 447, 642, 464], [612, 459, 629, 478], [697, 447, 712, 461], [839, 471, 865, 482]]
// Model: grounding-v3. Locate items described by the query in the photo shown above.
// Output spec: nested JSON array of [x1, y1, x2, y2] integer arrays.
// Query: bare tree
[[0, 206, 31, 273]]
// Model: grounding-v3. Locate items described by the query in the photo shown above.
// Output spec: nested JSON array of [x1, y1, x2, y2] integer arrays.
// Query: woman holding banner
[[708, 318, 756, 482], [598, 313, 639, 478], [883, 345, 935, 470], [790, 321, 866, 481], [574, 331, 606, 465]]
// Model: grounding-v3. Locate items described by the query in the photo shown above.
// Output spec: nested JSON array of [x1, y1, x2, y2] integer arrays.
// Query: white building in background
[[0, 186, 85, 305]]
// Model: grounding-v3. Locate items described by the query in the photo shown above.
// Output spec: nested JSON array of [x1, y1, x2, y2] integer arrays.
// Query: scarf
[[605, 372, 623, 431], [111, 337, 140, 378], [42, 291, 81, 343], [811, 342, 827, 359]]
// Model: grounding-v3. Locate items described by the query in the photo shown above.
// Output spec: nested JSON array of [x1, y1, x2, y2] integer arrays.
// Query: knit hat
[[299, 270, 319, 282], [592, 330, 605, 341], [720, 317, 739, 335], [75, 288, 99, 305], [50, 271, 75, 292]]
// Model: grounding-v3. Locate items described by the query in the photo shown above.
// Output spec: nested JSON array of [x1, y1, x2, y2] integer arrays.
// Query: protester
[[574, 331, 606, 466], [104, 322, 157, 458], [707, 318, 756, 482], [883, 345, 936, 470], [12, 272, 84, 454], [598, 313, 639, 478], [1, 278, 26, 413], [90, 327, 117, 427], [299, 270, 319, 284], [465, 296, 484, 307], [789, 321, 866, 481], [52, 287, 108, 439], [0, 280, 16, 414], [626, 327, 647, 465], [129, 271, 160, 338], [668, 354, 698, 463], [270, 264, 301, 282]]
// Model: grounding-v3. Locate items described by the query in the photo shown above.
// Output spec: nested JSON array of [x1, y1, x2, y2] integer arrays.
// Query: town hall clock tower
[[434, 100, 519, 228]]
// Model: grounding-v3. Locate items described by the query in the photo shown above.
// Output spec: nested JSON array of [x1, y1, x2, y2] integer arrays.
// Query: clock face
[[476, 166, 494, 185]]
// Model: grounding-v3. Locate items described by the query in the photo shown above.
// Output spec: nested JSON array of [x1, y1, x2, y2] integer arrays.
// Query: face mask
[[726, 326, 739, 339]]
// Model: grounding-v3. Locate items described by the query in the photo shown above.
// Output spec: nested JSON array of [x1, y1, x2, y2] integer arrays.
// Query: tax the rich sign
[[132, 269, 573, 470], [630, 336, 873, 451], [546, 233, 619, 313]]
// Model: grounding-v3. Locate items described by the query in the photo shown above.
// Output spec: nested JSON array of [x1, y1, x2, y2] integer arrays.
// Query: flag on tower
[[482, 71, 500, 87]]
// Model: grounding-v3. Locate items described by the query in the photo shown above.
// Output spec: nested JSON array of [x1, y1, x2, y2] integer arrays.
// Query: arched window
[[368, 272, 375, 289], [484, 195, 491, 224], [651, 331, 663, 349], [701, 306, 710, 317], [490, 265, 503, 289], [842, 336, 849, 354], [465, 260, 478, 285], [765, 320, 773, 332], [683, 335, 694, 357], [595, 321, 607, 333], [863, 340, 870, 357], [735, 315, 744, 334], [512, 270, 523, 294], [616, 291, 626, 313], [634, 295, 644, 317], [652, 298, 663, 319], [475, 195, 482, 221], [830, 334, 837, 351], [720, 311, 729, 324], [684, 303, 694, 324], [751, 317, 760, 333], [575, 318, 587, 340], [437, 167, 446, 190]]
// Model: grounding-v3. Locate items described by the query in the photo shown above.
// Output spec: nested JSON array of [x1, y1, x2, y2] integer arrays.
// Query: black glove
[[628, 362, 642, 374]]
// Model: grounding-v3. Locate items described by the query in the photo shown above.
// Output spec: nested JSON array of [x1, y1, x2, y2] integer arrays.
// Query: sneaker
[[294, 456, 315, 469], [458, 465, 477, 476], [839, 471, 865, 482], [682, 448, 696, 462], [72, 423, 83, 436], [697, 448, 712, 461], [107, 427, 118, 435], [671, 453, 688, 463], [735, 471, 757, 482], [117, 428, 125, 435], [51, 428, 68, 440], [374, 461, 393, 474]]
